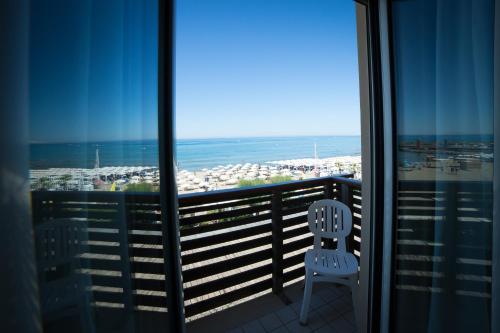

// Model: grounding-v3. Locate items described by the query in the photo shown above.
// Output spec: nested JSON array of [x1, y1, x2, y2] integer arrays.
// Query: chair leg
[[300, 269, 314, 325]]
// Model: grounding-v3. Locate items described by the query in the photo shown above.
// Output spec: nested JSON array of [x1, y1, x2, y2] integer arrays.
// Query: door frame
[[370, 0, 500, 332], [355, 2, 373, 333], [492, 0, 500, 331], [355, 0, 395, 332], [158, 1, 186, 332], [375, 1, 396, 333]]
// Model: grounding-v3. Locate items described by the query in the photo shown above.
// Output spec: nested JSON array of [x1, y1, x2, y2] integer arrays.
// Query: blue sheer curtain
[[392, 0, 494, 332], [29, 1, 159, 332]]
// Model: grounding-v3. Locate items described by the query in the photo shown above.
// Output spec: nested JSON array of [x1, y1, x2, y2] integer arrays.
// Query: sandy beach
[[29, 155, 362, 193]]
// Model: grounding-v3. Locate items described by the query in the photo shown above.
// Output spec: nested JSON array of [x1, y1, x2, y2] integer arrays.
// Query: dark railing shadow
[[395, 180, 493, 333]]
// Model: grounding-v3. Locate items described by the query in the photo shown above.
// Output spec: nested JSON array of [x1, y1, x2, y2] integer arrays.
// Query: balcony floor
[[187, 282, 357, 333]]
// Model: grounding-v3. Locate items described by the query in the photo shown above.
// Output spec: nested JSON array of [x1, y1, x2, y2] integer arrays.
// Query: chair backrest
[[307, 199, 352, 252], [35, 219, 91, 315]]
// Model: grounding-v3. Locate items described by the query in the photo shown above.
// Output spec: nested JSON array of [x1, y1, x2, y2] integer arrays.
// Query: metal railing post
[[443, 183, 458, 331], [341, 183, 355, 252], [324, 180, 334, 199], [117, 196, 135, 331], [271, 190, 289, 303]]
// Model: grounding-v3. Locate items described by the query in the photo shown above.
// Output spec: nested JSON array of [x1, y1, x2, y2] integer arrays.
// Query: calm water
[[30, 136, 361, 170]]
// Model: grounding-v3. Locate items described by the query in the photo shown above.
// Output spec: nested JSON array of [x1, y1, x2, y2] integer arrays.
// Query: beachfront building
[[1, 1, 499, 333]]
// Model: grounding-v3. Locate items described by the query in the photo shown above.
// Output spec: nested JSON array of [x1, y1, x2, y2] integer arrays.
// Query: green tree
[[37, 177, 51, 190], [237, 179, 266, 187], [59, 174, 72, 190], [125, 182, 157, 192], [268, 175, 292, 183], [237, 175, 292, 188]]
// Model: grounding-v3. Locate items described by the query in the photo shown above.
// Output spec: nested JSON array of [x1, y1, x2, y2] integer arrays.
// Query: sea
[[30, 136, 362, 171]]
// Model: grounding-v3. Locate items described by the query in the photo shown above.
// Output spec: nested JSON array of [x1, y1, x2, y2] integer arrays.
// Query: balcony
[[32, 175, 493, 332], [32, 175, 362, 332]]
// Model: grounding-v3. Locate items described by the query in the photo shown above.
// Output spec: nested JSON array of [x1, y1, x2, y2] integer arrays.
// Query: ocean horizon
[[30, 136, 362, 170]]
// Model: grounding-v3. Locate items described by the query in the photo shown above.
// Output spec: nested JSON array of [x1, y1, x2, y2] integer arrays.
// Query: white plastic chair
[[299, 199, 358, 325]]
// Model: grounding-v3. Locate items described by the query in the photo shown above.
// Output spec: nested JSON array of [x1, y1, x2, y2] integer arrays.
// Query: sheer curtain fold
[[392, 0, 494, 332]]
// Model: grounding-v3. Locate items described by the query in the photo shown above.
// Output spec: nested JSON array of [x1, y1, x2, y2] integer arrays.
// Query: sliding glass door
[[27, 1, 183, 332], [380, 0, 498, 332]]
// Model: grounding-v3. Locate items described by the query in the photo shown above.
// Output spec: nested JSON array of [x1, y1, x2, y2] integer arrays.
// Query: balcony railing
[[395, 180, 492, 330], [31, 175, 362, 325]]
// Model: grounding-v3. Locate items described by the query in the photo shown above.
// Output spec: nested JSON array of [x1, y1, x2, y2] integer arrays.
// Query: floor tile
[[225, 327, 244, 333], [309, 295, 326, 310], [317, 287, 340, 303], [329, 316, 355, 333], [313, 325, 334, 333], [330, 296, 352, 315], [285, 319, 314, 333], [270, 326, 289, 333], [259, 313, 282, 332], [316, 303, 342, 323], [242, 319, 265, 333], [342, 310, 356, 326], [290, 300, 302, 315], [305, 310, 328, 331], [275, 306, 297, 324]]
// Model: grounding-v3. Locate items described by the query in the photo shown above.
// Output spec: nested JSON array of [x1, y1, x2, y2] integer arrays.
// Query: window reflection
[[392, 0, 494, 332], [29, 1, 160, 332]]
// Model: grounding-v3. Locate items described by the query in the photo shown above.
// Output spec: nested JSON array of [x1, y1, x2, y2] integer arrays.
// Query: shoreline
[[29, 155, 362, 193]]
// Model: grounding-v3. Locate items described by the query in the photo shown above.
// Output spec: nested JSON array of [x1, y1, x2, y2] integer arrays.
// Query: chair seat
[[305, 249, 358, 277]]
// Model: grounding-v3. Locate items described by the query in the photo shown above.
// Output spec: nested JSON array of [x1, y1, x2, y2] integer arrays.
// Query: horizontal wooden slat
[[282, 187, 326, 199], [184, 264, 272, 300], [181, 223, 271, 251], [180, 213, 272, 237], [92, 290, 124, 304], [282, 204, 311, 216], [91, 274, 123, 287], [283, 214, 308, 228], [283, 236, 313, 254], [184, 279, 272, 317], [182, 249, 272, 283], [129, 234, 163, 245], [284, 266, 305, 282], [134, 294, 167, 308], [282, 194, 325, 210], [87, 244, 122, 256], [180, 203, 272, 226], [180, 196, 271, 215], [283, 225, 310, 240], [129, 247, 164, 259], [85, 258, 124, 271], [132, 277, 165, 291], [131, 261, 164, 275], [88, 231, 120, 243], [182, 235, 272, 266], [284, 252, 306, 268]]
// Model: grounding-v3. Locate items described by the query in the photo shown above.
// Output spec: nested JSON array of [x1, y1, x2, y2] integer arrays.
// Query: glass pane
[[174, 0, 363, 328], [392, 0, 494, 332], [175, 0, 362, 196], [29, 1, 164, 332]]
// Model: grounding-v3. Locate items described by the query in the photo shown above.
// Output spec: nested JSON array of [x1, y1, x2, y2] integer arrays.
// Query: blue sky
[[29, 0, 361, 142], [175, 0, 361, 139], [29, 0, 158, 143]]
